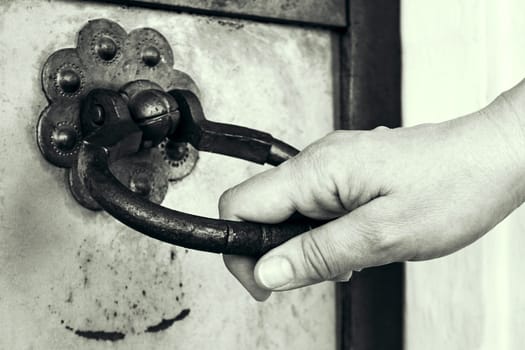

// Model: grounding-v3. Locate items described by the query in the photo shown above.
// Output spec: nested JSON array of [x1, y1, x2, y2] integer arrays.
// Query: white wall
[[402, 1, 525, 349]]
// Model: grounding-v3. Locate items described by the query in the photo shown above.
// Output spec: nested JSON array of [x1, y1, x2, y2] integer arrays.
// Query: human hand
[[219, 83, 525, 301]]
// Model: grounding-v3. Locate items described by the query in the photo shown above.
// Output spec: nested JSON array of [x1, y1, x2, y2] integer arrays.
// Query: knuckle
[[306, 145, 327, 172], [287, 143, 326, 185], [355, 218, 402, 263], [323, 130, 354, 153], [325, 130, 349, 140], [300, 232, 339, 280], [373, 125, 390, 132], [298, 133, 344, 173], [300, 141, 325, 164]]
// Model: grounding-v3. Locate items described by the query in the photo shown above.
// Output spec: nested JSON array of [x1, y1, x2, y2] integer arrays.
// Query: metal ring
[[76, 140, 319, 257]]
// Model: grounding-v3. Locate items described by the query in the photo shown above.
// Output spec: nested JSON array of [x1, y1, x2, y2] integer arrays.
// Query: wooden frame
[[88, 1, 403, 348]]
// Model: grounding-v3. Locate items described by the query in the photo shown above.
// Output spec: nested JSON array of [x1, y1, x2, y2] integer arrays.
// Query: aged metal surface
[[79, 141, 317, 256], [37, 18, 198, 169], [37, 19, 200, 207], [121, 80, 200, 181], [0, 1, 336, 349], [89, 0, 347, 28], [73, 84, 312, 255], [169, 89, 298, 165], [336, 1, 404, 350], [158, 140, 199, 180]]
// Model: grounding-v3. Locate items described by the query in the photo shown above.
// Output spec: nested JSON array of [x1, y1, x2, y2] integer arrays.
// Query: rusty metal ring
[[76, 140, 318, 257]]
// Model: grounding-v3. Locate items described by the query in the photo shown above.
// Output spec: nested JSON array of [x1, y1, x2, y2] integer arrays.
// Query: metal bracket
[[36, 19, 199, 209]]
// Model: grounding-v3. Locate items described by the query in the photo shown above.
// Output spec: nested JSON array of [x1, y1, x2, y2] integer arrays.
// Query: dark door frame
[[336, 2, 403, 350], [85, 1, 404, 348]]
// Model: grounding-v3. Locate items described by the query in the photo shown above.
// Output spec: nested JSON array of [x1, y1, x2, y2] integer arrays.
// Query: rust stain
[[65, 326, 126, 342], [145, 309, 191, 333], [63, 309, 191, 341], [53, 237, 190, 341]]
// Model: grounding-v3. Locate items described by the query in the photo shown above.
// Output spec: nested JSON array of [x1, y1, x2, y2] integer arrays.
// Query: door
[[0, 1, 403, 349], [0, 1, 336, 349]]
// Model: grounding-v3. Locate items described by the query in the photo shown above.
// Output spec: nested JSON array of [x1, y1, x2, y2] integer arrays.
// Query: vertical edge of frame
[[336, 1, 404, 349]]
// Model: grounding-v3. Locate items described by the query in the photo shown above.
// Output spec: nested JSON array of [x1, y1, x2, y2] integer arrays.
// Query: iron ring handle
[[76, 134, 320, 258]]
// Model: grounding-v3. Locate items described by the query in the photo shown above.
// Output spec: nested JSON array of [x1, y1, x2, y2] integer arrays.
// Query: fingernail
[[257, 256, 294, 289]]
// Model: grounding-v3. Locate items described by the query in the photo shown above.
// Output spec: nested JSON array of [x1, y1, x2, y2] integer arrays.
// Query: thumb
[[254, 197, 401, 291]]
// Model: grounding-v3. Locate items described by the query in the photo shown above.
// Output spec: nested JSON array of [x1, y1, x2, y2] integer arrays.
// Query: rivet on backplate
[[57, 69, 81, 93], [51, 122, 78, 153], [141, 46, 161, 67], [159, 140, 198, 181], [96, 36, 118, 61], [129, 171, 152, 197], [165, 141, 187, 161]]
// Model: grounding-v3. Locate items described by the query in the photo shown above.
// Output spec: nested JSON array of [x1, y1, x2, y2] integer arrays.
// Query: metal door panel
[[0, 1, 335, 349]]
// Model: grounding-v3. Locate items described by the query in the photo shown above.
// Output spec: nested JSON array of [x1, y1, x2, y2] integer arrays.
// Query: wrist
[[477, 81, 525, 205]]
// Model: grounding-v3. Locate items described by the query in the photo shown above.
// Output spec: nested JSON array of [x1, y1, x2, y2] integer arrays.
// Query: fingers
[[219, 166, 298, 301], [218, 134, 377, 297], [218, 166, 297, 300], [219, 166, 297, 224], [223, 255, 271, 301], [253, 197, 400, 291], [219, 143, 350, 223]]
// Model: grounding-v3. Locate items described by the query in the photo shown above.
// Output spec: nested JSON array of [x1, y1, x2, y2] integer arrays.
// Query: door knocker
[[37, 19, 318, 257]]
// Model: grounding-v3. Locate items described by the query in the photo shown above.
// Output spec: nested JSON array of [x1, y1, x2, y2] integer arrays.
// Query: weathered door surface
[[0, 1, 337, 349]]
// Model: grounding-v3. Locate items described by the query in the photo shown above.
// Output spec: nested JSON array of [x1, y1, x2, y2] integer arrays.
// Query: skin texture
[[219, 79, 525, 301]]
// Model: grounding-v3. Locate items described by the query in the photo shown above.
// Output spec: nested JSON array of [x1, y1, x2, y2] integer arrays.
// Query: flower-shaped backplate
[[37, 19, 200, 209]]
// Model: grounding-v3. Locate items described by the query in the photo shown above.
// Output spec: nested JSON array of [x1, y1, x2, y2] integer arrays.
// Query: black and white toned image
[[1, 1, 522, 349]]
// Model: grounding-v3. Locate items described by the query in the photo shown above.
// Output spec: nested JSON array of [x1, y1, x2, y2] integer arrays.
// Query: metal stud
[[141, 46, 161, 67], [129, 172, 152, 196], [37, 19, 196, 209], [51, 122, 78, 153], [165, 141, 187, 161], [57, 69, 81, 93], [111, 157, 168, 205], [159, 140, 199, 181], [95, 36, 118, 61]]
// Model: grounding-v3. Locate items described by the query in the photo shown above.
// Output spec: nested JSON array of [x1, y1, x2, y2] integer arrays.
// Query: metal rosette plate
[[37, 19, 200, 210], [158, 140, 199, 181]]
